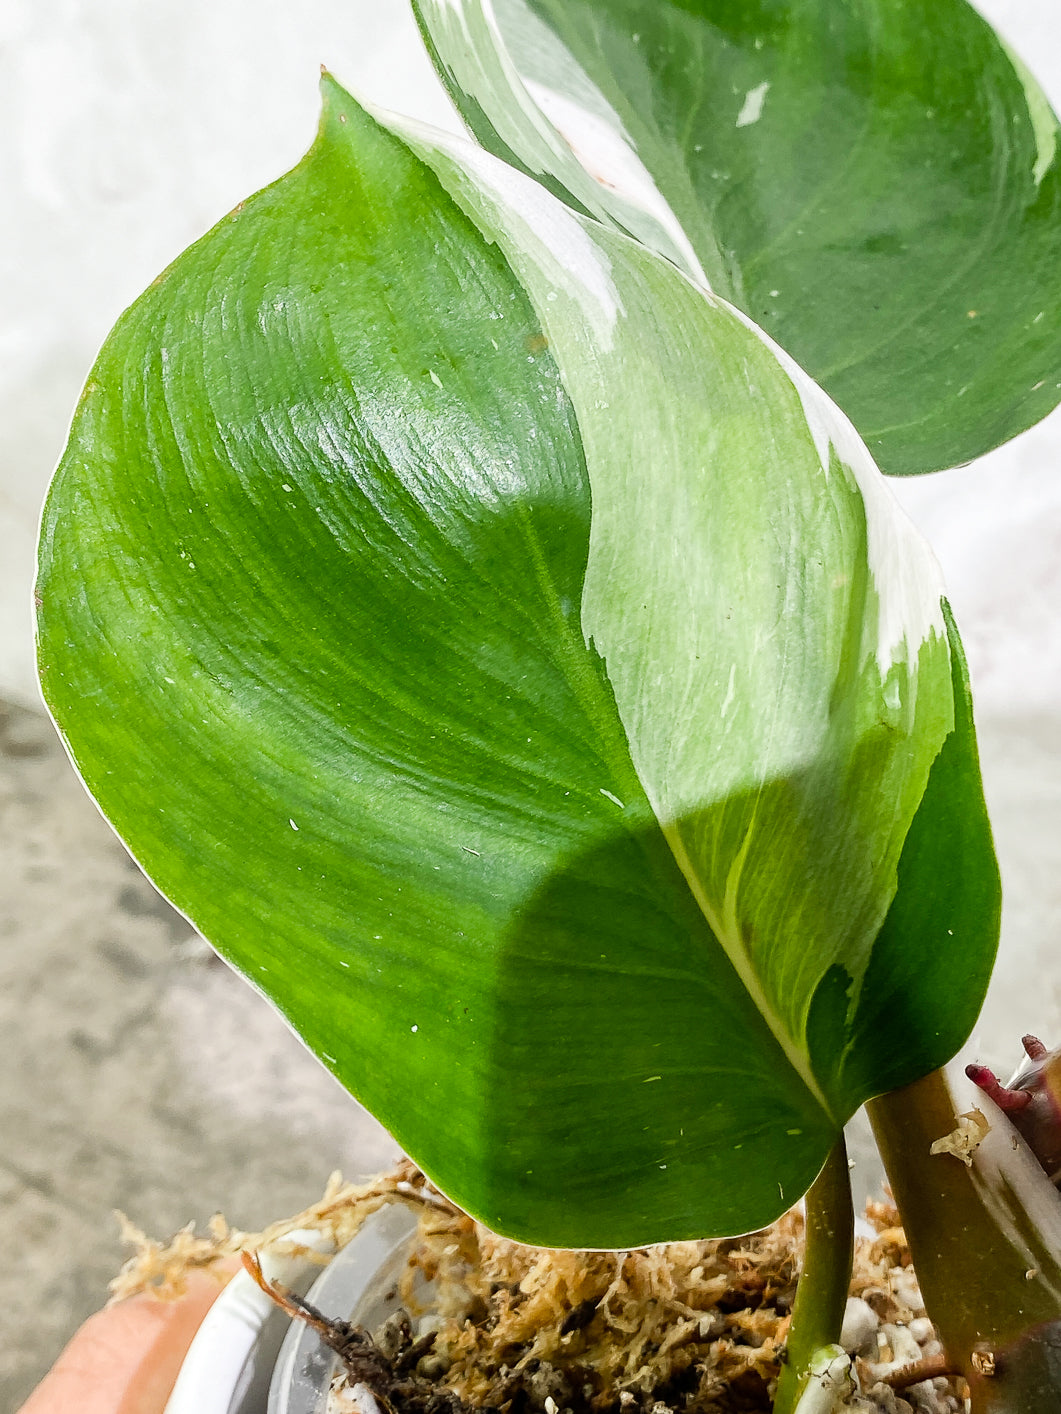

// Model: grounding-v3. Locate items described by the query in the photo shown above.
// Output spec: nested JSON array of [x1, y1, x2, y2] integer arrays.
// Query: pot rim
[[163, 1226, 334, 1414]]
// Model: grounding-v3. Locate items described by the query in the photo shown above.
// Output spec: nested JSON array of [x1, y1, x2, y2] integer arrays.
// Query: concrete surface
[[0, 699, 399, 1409]]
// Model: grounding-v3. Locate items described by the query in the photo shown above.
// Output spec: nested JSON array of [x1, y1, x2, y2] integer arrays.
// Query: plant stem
[[869, 1067, 1061, 1413], [772, 1135, 853, 1414]]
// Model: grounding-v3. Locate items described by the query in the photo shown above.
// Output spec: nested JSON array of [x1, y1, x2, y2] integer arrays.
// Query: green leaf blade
[[38, 85, 835, 1245], [38, 79, 998, 1247], [415, 0, 1061, 475], [820, 604, 1001, 1105]]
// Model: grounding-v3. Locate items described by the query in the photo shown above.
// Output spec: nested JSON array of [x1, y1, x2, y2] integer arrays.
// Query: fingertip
[[17, 1269, 232, 1414]]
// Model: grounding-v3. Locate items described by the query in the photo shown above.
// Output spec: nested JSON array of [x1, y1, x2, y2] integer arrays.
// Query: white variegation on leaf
[[415, 0, 1061, 477], [388, 104, 953, 1113], [415, 0, 711, 286]]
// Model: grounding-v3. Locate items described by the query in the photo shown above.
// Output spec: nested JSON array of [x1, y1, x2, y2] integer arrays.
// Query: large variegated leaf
[[37, 79, 998, 1246], [414, 0, 1061, 477]]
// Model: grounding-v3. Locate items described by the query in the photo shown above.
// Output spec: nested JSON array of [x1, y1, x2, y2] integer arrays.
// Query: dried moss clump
[[111, 1162, 965, 1413], [405, 1200, 801, 1413]]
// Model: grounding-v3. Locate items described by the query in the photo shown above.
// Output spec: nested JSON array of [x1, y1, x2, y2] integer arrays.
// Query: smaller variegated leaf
[[415, 0, 1061, 476]]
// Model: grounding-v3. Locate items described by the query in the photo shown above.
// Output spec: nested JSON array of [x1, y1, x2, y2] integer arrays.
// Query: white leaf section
[[722, 302, 947, 674], [999, 39, 1058, 185], [415, 0, 709, 284], [523, 80, 707, 287], [375, 105, 622, 348]]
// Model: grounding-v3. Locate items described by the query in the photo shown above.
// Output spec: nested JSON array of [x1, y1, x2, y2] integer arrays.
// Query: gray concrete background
[[0, 698, 400, 1408], [3, 0, 1061, 1407]]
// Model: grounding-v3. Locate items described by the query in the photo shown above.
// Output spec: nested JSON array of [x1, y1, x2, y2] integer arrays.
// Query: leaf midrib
[[512, 455, 836, 1125]]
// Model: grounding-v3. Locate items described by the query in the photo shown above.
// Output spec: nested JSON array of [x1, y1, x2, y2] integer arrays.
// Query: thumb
[[16, 1269, 232, 1414]]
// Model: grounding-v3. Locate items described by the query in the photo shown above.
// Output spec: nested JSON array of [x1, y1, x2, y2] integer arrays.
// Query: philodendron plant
[[35, 1, 1061, 1410]]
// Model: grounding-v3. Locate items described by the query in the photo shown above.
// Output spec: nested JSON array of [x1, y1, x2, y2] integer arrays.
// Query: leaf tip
[[318, 68, 356, 120]]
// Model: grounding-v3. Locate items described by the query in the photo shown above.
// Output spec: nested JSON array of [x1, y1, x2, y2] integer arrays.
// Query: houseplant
[[33, 0, 1061, 1409]]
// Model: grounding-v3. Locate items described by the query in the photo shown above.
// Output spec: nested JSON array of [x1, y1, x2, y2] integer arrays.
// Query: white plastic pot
[[162, 1203, 418, 1414], [270, 1202, 420, 1414]]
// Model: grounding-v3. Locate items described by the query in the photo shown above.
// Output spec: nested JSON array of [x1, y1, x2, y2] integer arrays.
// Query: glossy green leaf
[[37, 80, 997, 1247], [414, 0, 1061, 476]]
